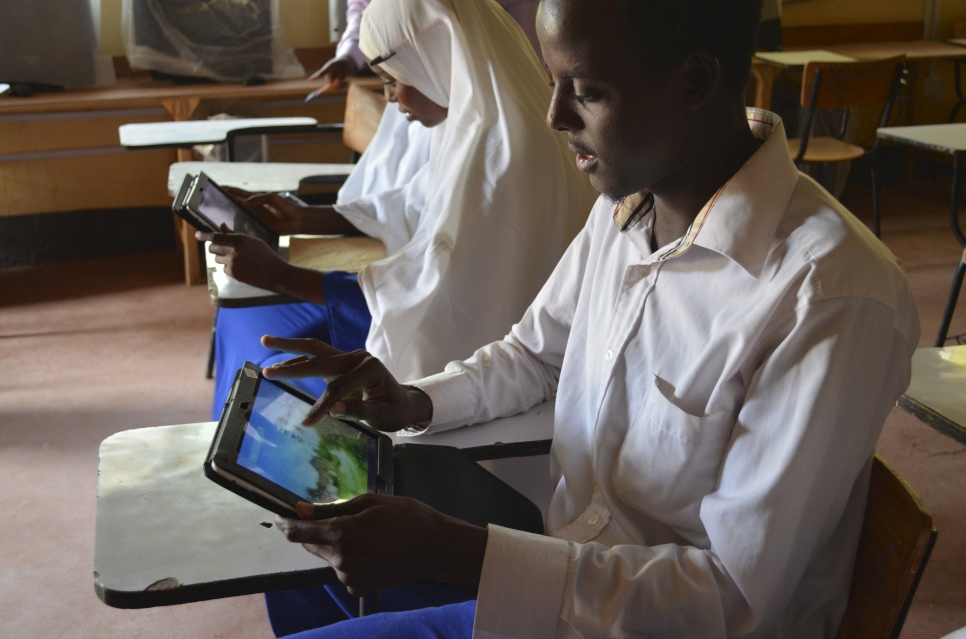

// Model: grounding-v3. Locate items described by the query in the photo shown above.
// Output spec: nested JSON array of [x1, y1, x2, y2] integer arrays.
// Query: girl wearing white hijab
[[204, 0, 596, 414]]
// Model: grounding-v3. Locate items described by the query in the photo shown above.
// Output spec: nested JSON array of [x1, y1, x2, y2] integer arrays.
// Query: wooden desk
[[94, 403, 554, 608], [823, 40, 966, 63], [897, 346, 966, 446], [751, 41, 966, 116], [0, 77, 330, 120], [877, 123, 966, 344], [751, 51, 856, 110]]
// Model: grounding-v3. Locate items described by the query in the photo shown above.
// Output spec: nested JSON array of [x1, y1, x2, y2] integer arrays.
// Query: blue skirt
[[211, 271, 372, 419]]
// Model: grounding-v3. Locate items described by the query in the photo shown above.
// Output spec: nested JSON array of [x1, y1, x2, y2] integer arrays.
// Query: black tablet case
[[392, 444, 544, 535]]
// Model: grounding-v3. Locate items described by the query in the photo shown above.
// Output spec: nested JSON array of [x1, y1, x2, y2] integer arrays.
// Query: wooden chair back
[[343, 81, 388, 156], [834, 455, 936, 639], [800, 56, 906, 110], [792, 55, 906, 171]]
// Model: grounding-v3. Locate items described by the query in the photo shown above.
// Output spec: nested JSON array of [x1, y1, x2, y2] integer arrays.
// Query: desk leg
[[175, 146, 204, 286], [163, 98, 205, 286], [935, 153, 966, 346], [900, 62, 925, 181]]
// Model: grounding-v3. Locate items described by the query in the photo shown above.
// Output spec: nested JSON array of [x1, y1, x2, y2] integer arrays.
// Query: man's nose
[[546, 90, 580, 132]]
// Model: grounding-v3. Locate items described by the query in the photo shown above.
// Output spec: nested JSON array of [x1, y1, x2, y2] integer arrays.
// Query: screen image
[[236, 380, 374, 504], [196, 181, 250, 233]]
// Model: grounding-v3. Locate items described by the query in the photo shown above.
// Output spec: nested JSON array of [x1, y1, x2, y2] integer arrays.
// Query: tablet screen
[[187, 175, 278, 249], [236, 379, 376, 504], [196, 179, 256, 235]]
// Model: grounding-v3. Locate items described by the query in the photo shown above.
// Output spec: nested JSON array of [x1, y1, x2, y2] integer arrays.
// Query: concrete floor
[[0, 176, 964, 638]]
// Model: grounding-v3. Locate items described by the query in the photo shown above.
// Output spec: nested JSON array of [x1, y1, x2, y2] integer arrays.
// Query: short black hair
[[617, 0, 763, 93]]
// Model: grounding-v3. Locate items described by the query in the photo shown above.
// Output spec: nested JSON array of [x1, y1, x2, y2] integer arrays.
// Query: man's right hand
[[309, 55, 359, 89], [222, 186, 306, 236], [261, 336, 433, 432]]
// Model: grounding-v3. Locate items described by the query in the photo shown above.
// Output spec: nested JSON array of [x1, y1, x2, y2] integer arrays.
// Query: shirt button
[[604, 348, 614, 362], [641, 265, 651, 276], [587, 514, 600, 526]]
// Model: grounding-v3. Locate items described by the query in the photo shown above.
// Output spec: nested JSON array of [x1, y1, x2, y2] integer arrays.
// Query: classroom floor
[[1, 175, 964, 638]]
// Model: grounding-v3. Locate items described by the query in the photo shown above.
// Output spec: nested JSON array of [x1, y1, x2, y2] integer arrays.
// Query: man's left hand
[[276, 494, 488, 597], [197, 229, 290, 292]]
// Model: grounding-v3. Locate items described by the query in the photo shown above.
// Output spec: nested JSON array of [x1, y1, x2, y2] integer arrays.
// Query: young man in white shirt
[[261, 0, 920, 636]]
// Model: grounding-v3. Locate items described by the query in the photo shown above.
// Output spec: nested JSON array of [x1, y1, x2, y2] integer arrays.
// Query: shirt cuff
[[399, 369, 478, 435], [474, 525, 570, 639]]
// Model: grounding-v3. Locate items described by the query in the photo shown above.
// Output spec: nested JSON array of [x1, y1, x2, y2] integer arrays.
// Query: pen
[[304, 81, 339, 103]]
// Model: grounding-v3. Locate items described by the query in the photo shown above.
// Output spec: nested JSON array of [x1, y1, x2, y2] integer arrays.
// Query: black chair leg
[[935, 257, 966, 347], [206, 307, 218, 379], [949, 61, 965, 124], [871, 155, 881, 238]]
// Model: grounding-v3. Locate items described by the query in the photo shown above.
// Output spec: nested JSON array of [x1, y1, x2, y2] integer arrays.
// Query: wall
[[783, 0, 926, 27]]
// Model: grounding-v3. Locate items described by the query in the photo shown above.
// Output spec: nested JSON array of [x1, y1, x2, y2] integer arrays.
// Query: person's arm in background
[[193, 188, 364, 303], [311, 0, 371, 88], [195, 228, 328, 304]]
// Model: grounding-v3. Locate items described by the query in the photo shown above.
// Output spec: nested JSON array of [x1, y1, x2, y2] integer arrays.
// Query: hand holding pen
[[305, 55, 360, 103]]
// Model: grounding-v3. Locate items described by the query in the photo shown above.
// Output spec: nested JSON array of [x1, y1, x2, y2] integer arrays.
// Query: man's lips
[[570, 142, 598, 172], [569, 141, 595, 157]]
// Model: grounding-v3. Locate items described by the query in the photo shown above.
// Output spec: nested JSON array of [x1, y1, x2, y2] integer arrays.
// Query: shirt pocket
[[612, 375, 734, 528]]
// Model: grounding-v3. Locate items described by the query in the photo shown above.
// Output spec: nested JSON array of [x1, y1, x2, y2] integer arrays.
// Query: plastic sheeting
[[121, 0, 305, 83], [0, 0, 98, 87]]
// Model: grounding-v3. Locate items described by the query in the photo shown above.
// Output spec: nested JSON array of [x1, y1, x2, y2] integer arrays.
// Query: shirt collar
[[613, 109, 799, 278]]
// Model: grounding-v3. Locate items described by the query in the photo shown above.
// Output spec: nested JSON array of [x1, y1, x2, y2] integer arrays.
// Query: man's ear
[[681, 49, 721, 110]]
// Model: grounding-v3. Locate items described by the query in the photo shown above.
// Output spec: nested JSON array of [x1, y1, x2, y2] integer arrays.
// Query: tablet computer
[[172, 172, 279, 250], [205, 362, 393, 517]]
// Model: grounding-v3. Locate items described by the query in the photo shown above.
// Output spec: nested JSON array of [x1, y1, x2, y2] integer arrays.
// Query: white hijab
[[336, 107, 432, 203], [334, 0, 598, 382]]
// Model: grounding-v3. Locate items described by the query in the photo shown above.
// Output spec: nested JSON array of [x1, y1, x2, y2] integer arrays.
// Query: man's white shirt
[[409, 109, 920, 638]]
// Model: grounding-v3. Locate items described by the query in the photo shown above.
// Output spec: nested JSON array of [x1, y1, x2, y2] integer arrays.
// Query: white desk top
[[94, 403, 554, 607], [878, 123, 966, 154], [167, 161, 357, 196], [898, 346, 966, 446], [755, 50, 856, 67], [0, 83, 9, 98], [120, 117, 318, 148]]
